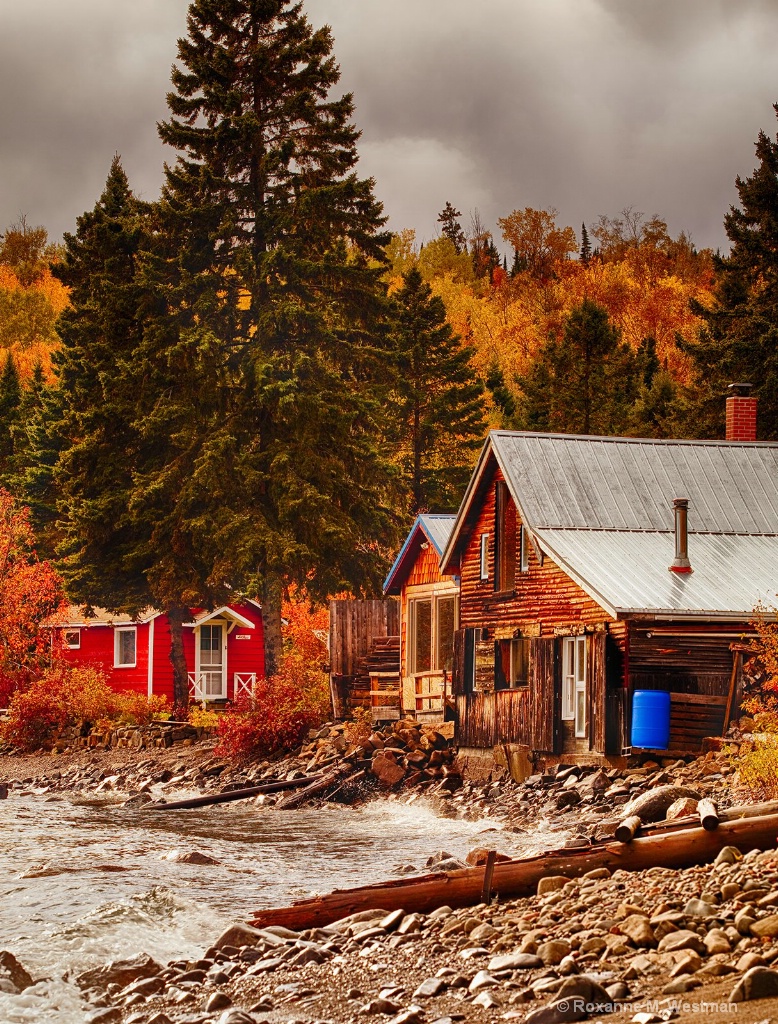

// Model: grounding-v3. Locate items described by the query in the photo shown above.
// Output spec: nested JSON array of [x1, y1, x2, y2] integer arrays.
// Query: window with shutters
[[496, 637, 529, 689]]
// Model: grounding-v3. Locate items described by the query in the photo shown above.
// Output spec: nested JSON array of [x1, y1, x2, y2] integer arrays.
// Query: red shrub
[[215, 656, 329, 762]]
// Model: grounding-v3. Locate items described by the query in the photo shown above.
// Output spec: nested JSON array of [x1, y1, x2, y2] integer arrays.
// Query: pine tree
[[8, 360, 62, 552], [580, 223, 592, 265], [684, 110, 778, 438], [517, 298, 638, 435], [144, 0, 398, 679], [437, 201, 466, 254], [389, 267, 486, 513], [0, 352, 20, 485], [51, 157, 155, 616]]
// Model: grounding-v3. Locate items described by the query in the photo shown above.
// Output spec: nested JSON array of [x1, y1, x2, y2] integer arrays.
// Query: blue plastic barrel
[[631, 689, 671, 749]]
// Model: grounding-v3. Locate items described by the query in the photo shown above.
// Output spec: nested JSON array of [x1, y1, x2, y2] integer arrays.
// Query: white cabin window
[[479, 533, 489, 580], [114, 627, 137, 668], [562, 635, 587, 736], [64, 629, 81, 649]]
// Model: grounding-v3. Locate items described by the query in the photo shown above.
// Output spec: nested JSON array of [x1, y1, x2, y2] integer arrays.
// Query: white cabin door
[[197, 623, 226, 698]]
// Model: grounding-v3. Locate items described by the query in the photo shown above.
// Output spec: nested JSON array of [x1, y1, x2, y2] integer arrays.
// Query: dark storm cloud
[[2, 0, 778, 253]]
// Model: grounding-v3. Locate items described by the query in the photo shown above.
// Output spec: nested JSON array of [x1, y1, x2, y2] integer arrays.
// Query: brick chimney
[[726, 382, 757, 442]]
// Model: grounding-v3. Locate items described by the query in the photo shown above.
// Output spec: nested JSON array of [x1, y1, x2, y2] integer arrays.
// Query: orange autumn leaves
[[385, 208, 714, 420], [0, 489, 65, 701]]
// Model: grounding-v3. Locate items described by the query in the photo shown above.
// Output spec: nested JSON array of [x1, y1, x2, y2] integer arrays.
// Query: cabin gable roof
[[383, 514, 456, 596], [442, 431, 778, 618]]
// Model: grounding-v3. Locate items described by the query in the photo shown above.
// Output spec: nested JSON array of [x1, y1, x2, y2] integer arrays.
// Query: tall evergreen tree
[[517, 298, 638, 435], [437, 201, 466, 254], [684, 109, 778, 438], [0, 352, 21, 485], [141, 0, 399, 680], [51, 157, 155, 616], [389, 267, 486, 513], [580, 223, 592, 265]]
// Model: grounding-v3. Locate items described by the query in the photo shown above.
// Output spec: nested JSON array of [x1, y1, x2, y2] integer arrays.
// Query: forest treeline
[[1, 1, 776, 694]]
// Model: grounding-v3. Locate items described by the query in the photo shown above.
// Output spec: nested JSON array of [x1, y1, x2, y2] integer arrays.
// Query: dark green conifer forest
[[1, 1, 778, 687]]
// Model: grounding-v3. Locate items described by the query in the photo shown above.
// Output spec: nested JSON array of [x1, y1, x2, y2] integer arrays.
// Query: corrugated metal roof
[[383, 514, 456, 595], [419, 514, 457, 556], [491, 432, 778, 534], [539, 529, 778, 618], [442, 430, 778, 617]]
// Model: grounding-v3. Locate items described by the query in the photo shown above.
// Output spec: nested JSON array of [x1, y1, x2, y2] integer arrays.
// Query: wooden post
[[481, 850, 497, 904], [698, 799, 719, 831], [615, 815, 642, 844], [724, 651, 741, 734]]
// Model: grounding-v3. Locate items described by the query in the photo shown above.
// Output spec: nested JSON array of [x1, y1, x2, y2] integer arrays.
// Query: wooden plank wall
[[329, 599, 399, 678], [458, 463, 622, 644], [628, 626, 737, 698], [456, 689, 531, 748]]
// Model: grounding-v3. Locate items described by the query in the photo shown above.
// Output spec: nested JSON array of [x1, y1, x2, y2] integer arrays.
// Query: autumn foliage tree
[[0, 488, 64, 701], [498, 207, 577, 280]]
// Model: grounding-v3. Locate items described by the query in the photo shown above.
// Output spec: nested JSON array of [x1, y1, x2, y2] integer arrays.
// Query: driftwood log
[[275, 766, 348, 810], [698, 799, 719, 831], [147, 774, 325, 811], [621, 785, 702, 823], [614, 815, 642, 844], [249, 810, 778, 932]]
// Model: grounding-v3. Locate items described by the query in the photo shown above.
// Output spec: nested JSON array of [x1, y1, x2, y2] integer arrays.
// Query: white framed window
[[519, 525, 530, 573], [64, 629, 81, 649], [409, 599, 432, 674], [114, 627, 137, 668], [562, 635, 587, 736], [480, 533, 489, 580]]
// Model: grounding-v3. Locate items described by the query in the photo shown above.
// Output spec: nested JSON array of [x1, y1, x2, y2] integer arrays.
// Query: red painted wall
[[57, 602, 265, 703]]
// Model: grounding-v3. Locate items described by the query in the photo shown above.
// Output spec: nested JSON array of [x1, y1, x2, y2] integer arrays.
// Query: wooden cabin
[[55, 602, 264, 704], [383, 515, 459, 724], [440, 427, 778, 770]]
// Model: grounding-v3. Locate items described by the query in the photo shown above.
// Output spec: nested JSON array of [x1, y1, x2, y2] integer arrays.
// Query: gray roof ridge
[[490, 429, 778, 448]]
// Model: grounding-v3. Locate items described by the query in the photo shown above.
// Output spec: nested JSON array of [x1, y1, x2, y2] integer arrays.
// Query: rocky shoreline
[[9, 836, 778, 1024], [1, 725, 775, 1023]]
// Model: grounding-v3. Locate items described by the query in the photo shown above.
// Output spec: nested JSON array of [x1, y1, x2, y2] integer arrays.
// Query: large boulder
[[76, 953, 162, 991]]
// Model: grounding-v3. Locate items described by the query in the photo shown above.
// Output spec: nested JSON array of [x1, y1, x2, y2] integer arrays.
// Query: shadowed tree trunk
[[262, 571, 283, 679], [168, 604, 190, 710]]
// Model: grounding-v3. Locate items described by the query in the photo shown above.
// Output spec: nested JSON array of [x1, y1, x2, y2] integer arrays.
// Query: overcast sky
[[3, 0, 778, 256]]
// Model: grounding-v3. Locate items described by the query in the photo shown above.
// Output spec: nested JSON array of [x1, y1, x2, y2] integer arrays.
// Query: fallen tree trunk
[[249, 810, 778, 932], [599, 798, 778, 841], [147, 774, 325, 811], [274, 766, 347, 810]]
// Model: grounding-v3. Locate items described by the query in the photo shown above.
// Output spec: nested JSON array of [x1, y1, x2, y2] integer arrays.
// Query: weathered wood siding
[[455, 689, 530, 748], [458, 464, 622, 644], [329, 600, 399, 678], [628, 624, 738, 698], [453, 460, 621, 756]]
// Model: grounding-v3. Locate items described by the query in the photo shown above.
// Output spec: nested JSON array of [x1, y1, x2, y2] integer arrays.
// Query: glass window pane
[[118, 630, 135, 665], [576, 686, 586, 736], [436, 598, 455, 672], [412, 601, 432, 673]]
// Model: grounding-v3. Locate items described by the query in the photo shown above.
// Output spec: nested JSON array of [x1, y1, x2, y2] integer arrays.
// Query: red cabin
[[55, 602, 264, 704]]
